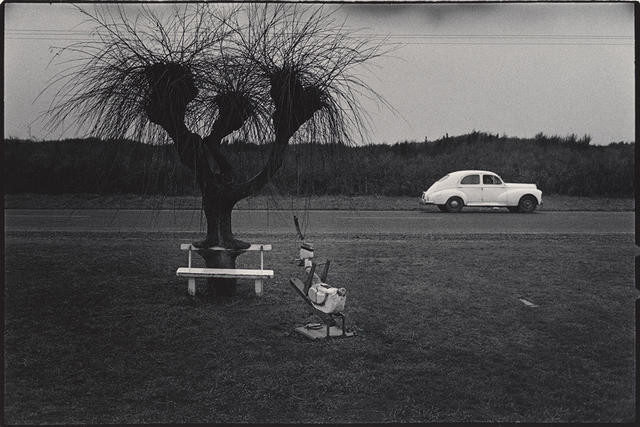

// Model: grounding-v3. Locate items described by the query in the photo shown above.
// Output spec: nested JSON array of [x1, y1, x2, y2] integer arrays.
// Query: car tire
[[445, 197, 464, 213], [507, 206, 519, 213], [437, 205, 447, 212], [517, 195, 538, 213]]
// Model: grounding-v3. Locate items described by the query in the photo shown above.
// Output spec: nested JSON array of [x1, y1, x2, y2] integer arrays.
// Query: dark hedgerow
[[4, 133, 634, 198]]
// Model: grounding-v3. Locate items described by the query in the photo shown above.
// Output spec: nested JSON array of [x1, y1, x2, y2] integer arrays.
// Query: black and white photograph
[[3, 0, 636, 423]]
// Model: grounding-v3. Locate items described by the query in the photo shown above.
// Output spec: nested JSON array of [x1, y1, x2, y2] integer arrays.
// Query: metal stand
[[294, 312, 356, 340], [289, 261, 356, 340]]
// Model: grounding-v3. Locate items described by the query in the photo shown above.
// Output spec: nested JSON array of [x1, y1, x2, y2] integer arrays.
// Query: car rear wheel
[[507, 206, 519, 213], [445, 197, 464, 213], [437, 204, 447, 212], [518, 195, 538, 213]]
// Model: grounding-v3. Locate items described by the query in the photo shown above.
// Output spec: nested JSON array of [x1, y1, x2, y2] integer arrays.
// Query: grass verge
[[3, 230, 635, 423], [4, 193, 635, 211]]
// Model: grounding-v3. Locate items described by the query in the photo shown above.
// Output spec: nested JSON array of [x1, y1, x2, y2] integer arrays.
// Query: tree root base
[[192, 237, 251, 251]]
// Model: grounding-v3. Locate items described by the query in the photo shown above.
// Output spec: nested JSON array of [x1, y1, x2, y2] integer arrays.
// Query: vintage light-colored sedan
[[420, 170, 542, 213]]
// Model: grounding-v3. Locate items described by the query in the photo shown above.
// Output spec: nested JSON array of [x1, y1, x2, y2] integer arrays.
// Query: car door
[[458, 173, 482, 204], [481, 173, 506, 205]]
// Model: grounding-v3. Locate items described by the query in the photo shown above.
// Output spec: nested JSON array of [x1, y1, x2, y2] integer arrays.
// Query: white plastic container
[[308, 283, 346, 313]]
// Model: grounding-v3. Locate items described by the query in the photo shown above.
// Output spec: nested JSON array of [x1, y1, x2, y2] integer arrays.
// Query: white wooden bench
[[177, 243, 273, 296]]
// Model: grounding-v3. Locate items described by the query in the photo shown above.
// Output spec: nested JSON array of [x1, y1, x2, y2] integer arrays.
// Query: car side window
[[483, 175, 502, 185], [460, 174, 480, 185]]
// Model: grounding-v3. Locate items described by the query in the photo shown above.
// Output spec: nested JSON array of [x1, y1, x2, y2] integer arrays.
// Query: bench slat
[[177, 267, 274, 279], [180, 243, 272, 251]]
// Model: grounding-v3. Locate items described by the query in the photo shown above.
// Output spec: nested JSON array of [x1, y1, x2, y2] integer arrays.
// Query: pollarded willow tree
[[46, 3, 387, 294]]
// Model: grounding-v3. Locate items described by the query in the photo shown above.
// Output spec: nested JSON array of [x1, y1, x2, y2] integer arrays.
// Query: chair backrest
[[304, 260, 331, 293]]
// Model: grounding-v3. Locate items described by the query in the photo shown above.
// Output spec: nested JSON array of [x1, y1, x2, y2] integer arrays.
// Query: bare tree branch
[[42, 3, 392, 256]]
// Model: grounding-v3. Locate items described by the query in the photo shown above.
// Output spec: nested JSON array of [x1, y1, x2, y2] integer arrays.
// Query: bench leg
[[254, 279, 263, 297], [188, 278, 196, 296]]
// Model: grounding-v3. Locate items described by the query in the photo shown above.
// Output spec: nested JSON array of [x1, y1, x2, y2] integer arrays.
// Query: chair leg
[[254, 279, 263, 296], [188, 278, 196, 296], [330, 313, 346, 336]]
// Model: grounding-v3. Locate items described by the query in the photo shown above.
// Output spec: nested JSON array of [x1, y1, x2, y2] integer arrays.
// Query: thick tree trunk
[[192, 183, 250, 296], [162, 130, 252, 296], [143, 63, 321, 297]]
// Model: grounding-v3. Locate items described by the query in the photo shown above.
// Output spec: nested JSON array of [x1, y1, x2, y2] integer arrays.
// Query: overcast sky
[[4, 1, 635, 145]]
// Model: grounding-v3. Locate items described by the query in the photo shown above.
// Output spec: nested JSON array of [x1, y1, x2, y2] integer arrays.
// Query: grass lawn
[[3, 230, 636, 423]]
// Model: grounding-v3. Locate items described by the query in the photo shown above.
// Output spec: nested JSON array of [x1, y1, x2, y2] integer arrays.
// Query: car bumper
[[420, 197, 434, 205]]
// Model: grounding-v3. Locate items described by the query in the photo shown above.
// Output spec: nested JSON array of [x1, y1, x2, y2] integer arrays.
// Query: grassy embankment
[[4, 230, 635, 423]]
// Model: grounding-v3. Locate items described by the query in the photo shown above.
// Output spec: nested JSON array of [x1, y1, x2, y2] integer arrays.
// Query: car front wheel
[[437, 204, 447, 212], [445, 197, 464, 213], [518, 195, 538, 213]]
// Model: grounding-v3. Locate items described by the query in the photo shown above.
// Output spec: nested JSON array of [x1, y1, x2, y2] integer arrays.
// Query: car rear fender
[[431, 189, 468, 205]]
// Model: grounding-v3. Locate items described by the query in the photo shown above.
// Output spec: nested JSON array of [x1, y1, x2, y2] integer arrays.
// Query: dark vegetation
[[4, 131, 634, 198]]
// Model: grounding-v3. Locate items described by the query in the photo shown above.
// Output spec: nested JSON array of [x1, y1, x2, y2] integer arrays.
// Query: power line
[[6, 29, 633, 38], [6, 38, 631, 46], [5, 29, 633, 46]]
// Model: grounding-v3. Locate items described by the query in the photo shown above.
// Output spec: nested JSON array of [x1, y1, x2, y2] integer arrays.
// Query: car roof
[[448, 170, 499, 177]]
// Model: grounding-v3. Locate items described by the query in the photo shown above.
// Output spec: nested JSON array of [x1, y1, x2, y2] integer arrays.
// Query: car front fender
[[505, 189, 543, 205]]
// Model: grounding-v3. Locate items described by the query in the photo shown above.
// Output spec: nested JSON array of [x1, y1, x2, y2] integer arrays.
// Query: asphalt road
[[4, 209, 635, 235]]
